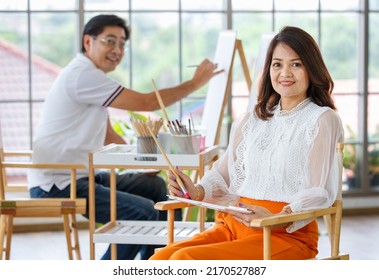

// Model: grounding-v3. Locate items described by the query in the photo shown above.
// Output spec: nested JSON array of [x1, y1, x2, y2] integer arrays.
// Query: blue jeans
[[30, 171, 168, 260]]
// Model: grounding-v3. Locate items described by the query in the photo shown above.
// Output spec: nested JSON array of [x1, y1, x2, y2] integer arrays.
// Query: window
[[0, 0, 377, 195]]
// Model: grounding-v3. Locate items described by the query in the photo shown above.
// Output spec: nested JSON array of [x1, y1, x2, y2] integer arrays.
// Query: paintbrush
[[146, 126, 191, 199]]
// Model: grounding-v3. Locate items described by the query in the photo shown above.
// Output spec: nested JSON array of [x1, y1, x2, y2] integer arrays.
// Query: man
[[27, 14, 222, 260]]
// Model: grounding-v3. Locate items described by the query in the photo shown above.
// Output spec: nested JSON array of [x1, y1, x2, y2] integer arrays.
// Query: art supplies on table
[[149, 80, 204, 154], [130, 117, 163, 137], [146, 126, 191, 199], [131, 118, 163, 154]]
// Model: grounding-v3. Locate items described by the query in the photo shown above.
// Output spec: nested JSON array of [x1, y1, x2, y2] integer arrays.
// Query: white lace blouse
[[199, 98, 344, 232]]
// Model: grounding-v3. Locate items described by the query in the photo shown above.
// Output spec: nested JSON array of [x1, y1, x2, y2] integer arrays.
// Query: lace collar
[[274, 97, 311, 117]]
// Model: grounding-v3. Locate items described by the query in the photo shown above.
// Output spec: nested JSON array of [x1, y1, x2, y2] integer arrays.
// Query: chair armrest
[[199, 145, 218, 155], [1, 162, 85, 169], [1, 161, 86, 199], [199, 145, 219, 163], [250, 206, 337, 228], [3, 150, 33, 157], [0, 198, 87, 216], [154, 200, 191, 211]]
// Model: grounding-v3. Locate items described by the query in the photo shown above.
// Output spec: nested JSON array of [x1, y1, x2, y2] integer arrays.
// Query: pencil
[[146, 126, 191, 199], [151, 79, 170, 124], [187, 63, 218, 68]]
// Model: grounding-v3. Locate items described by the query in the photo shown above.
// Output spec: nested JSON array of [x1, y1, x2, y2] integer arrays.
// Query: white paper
[[167, 195, 252, 214], [201, 30, 237, 147]]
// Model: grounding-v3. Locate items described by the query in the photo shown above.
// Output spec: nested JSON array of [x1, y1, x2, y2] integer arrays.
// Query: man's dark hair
[[81, 14, 130, 52]]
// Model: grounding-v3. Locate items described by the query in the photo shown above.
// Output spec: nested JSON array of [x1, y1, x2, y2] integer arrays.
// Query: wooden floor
[[4, 215, 379, 260]]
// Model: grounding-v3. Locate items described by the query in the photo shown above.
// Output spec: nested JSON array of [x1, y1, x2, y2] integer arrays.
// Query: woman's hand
[[168, 167, 197, 199], [224, 203, 289, 230]]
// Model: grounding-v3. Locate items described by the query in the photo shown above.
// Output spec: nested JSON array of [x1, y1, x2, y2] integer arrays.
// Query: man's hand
[[191, 59, 224, 89]]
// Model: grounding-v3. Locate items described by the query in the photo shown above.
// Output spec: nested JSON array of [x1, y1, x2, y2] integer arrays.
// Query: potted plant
[[343, 124, 379, 188], [343, 143, 357, 188], [369, 144, 379, 186], [343, 125, 357, 188]]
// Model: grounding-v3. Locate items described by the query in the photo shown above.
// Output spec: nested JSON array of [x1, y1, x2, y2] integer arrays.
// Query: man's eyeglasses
[[92, 36, 128, 51]]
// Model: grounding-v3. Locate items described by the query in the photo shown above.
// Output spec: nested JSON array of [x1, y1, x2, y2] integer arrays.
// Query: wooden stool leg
[[5, 215, 14, 260], [70, 214, 81, 260], [63, 214, 74, 260], [182, 207, 191, 221], [263, 226, 271, 260], [0, 215, 7, 260], [167, 209, 175, 244], [323, 214, 332, 243]]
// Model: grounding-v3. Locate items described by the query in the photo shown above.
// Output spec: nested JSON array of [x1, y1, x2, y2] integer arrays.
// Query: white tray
[[93, 220, 214, 245], [92, 144, 218, 167]]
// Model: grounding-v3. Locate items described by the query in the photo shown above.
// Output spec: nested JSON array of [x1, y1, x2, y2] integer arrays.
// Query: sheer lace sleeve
[[198, 112, 250, 206], [286, 110, 344, 232]]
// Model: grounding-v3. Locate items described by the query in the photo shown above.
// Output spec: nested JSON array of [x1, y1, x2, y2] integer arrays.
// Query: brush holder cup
[[137, 136, 157, 154]]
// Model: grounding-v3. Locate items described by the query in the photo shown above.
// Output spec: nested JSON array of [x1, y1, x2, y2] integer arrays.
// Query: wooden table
[[88, 144, 219, 260]]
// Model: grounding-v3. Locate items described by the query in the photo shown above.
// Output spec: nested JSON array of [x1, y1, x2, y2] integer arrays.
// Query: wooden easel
[[211, 38, 252, 147]]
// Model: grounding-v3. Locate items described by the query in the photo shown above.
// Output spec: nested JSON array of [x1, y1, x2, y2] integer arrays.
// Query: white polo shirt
[[28, 53, 124, 191]]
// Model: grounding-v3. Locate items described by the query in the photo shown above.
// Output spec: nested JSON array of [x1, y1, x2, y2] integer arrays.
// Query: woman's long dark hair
[[254, 26, 336, 120]]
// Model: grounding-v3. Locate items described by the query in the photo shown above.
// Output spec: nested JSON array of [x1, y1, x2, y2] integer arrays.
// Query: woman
[[150, 26, 344, 260]]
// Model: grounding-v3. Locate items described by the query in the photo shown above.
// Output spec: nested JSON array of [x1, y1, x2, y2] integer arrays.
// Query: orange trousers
[[149, 197, 318, 260]]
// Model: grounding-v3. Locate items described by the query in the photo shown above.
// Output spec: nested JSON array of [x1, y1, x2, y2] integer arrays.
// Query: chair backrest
[[0, 119, 2, 150], [319, 142, 345, 259], [328, 142, 345, 257], [0, 119, 30, 199], [336, 142, 344, 201], [0, 119, 6, 200]]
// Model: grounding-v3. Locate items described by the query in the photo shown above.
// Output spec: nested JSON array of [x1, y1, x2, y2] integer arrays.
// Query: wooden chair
[[159, 143, 349, 260], [249, 142, 349, 260], [0, 121, 87, 260]]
